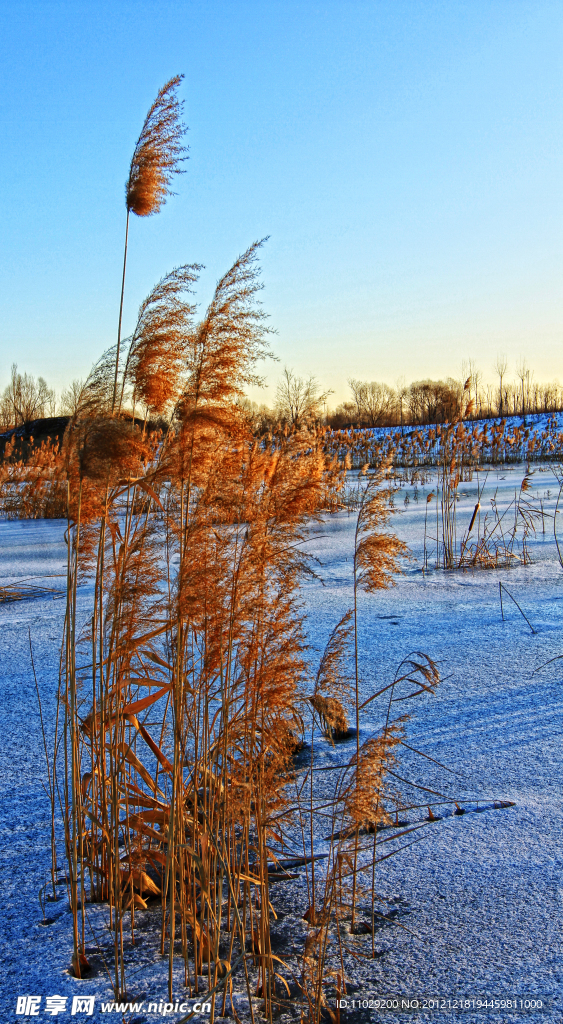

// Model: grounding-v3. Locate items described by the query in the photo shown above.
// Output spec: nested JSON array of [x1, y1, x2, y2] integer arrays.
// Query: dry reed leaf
[[121, 869, 161, 897], [121, 685, 171, 716], [137, 723, 173, 773], [146, 850, 168, 867], [128, 809, 168, 824], [115, 742, 166, 796], [144, 650, 172, 669], [275, 974, 291, 997], [124, 893, 148, 911], [132, 478, 166, 511], [71, 952, 91, 978], [127, 818, 165, 843], [83, 811, 110, 843], [122, 782, 168, 810]]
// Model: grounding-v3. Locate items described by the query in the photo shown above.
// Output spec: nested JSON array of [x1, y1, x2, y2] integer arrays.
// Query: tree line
[[246, 361, 563, 432], [0, 364, 86, 429], [332, 362, 562, 428], [2, 357, 561, 435]]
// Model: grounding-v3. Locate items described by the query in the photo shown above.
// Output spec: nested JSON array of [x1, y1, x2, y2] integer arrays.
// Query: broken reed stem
[[498, 582, 536, 634]]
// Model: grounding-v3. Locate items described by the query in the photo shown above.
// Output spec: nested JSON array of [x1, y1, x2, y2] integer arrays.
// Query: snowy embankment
[[0, 464, 561, 1023]]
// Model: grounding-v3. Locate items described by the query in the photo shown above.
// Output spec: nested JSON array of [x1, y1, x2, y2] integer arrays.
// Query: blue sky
[[0, 0, 561, 406]]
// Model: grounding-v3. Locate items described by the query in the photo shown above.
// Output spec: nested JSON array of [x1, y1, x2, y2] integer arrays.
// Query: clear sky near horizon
[[0, 0, 561, 408]]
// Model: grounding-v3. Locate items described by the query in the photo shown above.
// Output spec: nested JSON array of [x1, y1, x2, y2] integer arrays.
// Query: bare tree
[[516, 358, 529, 420], [1, 364, 56, 426], [541, 381, 560, 413], [473, 367, 484, 418], [494, 355, 508, 416], [348, 379, 396, 427], [59, 378, 86, 416], [395, 376, 407, 434], [275, 367, 332, 428], [407, 378, 462, 425], [525, 367, 533, 417], [461, 359, 483, 418]]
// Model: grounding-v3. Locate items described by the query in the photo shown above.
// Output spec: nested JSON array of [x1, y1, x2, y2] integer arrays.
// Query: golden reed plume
[[114, 75, 189, 410], [126, 74, 188, 217], [125, 263, 200, 414]]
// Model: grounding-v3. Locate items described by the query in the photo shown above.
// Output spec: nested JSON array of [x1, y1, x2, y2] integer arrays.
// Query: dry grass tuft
[[310, 694, 348, 741]]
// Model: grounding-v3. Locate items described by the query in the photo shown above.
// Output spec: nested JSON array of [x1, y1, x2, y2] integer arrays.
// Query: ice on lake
[[0, 465, 561, 1022]]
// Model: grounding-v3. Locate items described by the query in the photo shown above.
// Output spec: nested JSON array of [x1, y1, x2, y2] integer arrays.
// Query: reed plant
[[49, 267, 445, 1017], [0, 79, 465, 1023]]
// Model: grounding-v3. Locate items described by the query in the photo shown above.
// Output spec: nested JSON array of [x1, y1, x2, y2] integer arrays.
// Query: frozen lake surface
[[0, 464, 561, 1023]]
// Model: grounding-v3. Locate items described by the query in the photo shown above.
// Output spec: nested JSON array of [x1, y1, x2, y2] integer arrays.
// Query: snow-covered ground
[[1, 464, 561, 1023], [301, 464, 562, 1024]]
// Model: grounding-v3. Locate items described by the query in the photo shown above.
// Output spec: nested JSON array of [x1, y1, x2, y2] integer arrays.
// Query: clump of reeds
[[309, 609, 353, 742], [296, 647, 440, 1021], [0, 436, 66, 518], [454, 469, 541, 570], [1, 79, 459, 1024]]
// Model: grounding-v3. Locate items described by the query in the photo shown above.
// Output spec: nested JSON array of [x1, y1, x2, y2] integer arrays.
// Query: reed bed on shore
[[326, 415, 563, 471]]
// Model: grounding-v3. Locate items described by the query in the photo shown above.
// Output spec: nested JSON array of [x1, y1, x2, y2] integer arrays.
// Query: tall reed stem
[[112, 210, 130, 413]]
